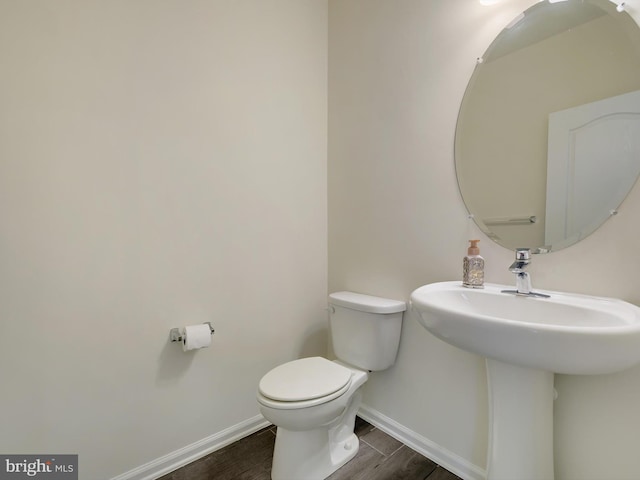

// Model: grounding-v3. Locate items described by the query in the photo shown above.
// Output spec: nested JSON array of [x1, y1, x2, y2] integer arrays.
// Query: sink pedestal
[[411, 281, 640, 479], [486, 359, 554, 480]]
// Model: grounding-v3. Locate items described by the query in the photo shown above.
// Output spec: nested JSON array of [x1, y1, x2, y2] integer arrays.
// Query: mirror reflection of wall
[[456, 0, 640, 252]]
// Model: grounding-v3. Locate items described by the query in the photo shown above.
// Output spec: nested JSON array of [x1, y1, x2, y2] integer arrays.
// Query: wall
[[0, 1, 327, 478], [328, 0, 640, 479], [4, 1, 640, 479]]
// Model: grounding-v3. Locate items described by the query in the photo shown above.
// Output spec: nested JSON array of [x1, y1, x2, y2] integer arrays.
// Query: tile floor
[[158, 417, 462, 480]]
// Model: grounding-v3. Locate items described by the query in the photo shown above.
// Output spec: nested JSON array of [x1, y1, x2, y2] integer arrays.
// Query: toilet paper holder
[[170, 322, 215, 343]]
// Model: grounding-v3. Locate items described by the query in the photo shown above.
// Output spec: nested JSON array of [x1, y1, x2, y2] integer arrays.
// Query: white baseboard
[[110, 415, 270, 480], [111, 407, 485, 480], [358, 404, 487, 480]]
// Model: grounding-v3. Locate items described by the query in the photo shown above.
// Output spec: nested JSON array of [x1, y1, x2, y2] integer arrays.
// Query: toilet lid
[[259, 357, 352, 402]]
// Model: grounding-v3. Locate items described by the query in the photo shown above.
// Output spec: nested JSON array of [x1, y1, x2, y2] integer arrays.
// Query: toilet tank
[[328, 291, 406, 371]]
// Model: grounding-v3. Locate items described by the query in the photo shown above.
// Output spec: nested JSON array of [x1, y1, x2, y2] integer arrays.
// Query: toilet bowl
[[258, 357, 368, 480], [257, 292, 406, 480]]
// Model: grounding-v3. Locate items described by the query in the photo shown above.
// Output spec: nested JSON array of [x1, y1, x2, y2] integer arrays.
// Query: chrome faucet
[[510, 248, 532, 294], [502, 248, 550, 298]]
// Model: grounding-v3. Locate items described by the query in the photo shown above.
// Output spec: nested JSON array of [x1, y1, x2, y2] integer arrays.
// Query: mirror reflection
[[455, 0, 640, 252]]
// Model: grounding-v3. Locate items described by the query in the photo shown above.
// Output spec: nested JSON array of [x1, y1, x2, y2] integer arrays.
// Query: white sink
[[410, 281, 640, 375], [410, 281, 640, 480]]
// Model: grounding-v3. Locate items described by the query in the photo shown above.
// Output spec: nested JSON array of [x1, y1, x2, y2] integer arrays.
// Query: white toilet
[[256, 291, 406, 480]]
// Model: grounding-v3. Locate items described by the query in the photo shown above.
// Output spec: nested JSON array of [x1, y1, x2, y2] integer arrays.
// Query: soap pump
[[463, 239, 484, 288]]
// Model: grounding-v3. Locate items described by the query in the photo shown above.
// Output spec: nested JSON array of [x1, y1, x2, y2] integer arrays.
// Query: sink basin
[[411, 281, 640, 479], [410, 281, 640, 375]]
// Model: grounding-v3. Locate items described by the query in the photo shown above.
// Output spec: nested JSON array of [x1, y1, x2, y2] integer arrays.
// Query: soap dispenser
[[463, 239, 484, 288]]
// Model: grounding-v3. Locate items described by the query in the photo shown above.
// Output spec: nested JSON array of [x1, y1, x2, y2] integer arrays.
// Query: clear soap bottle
[[463, 239, 484, 288]]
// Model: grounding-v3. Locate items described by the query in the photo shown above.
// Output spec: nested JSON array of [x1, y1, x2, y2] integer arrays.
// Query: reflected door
[[546, 90, 640, 247]]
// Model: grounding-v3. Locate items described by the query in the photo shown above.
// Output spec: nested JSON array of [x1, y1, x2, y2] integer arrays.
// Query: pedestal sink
[[410, 281, 640, 480]]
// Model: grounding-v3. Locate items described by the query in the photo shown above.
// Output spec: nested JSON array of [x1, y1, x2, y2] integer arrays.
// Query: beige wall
[[4, 1, 640, 479], [329, 0, 640, 478], [0, 1, 327, 478]]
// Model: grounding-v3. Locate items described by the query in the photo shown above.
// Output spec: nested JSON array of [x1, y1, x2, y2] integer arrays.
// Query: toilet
[[256, 291, 406, 480]]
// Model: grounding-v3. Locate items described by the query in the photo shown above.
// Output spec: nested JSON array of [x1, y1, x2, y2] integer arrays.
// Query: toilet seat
[[258, 357, 352, 409]]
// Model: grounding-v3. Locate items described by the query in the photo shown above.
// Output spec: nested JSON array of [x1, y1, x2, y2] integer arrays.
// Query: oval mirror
[[455, 0, 640, 253]]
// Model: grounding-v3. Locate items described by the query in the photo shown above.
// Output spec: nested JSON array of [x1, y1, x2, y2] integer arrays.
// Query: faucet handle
[[515, 248, 531, 261]]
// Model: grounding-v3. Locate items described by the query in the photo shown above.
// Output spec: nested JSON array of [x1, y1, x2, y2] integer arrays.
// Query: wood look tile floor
[[158, 417, 462, 480]]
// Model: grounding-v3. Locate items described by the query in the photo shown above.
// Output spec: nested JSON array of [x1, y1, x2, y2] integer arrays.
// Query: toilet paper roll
[[182, 324, 212, 351]]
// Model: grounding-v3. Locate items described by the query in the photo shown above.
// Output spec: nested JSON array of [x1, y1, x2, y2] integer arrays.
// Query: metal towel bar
[[483, 215, 537, 226]]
